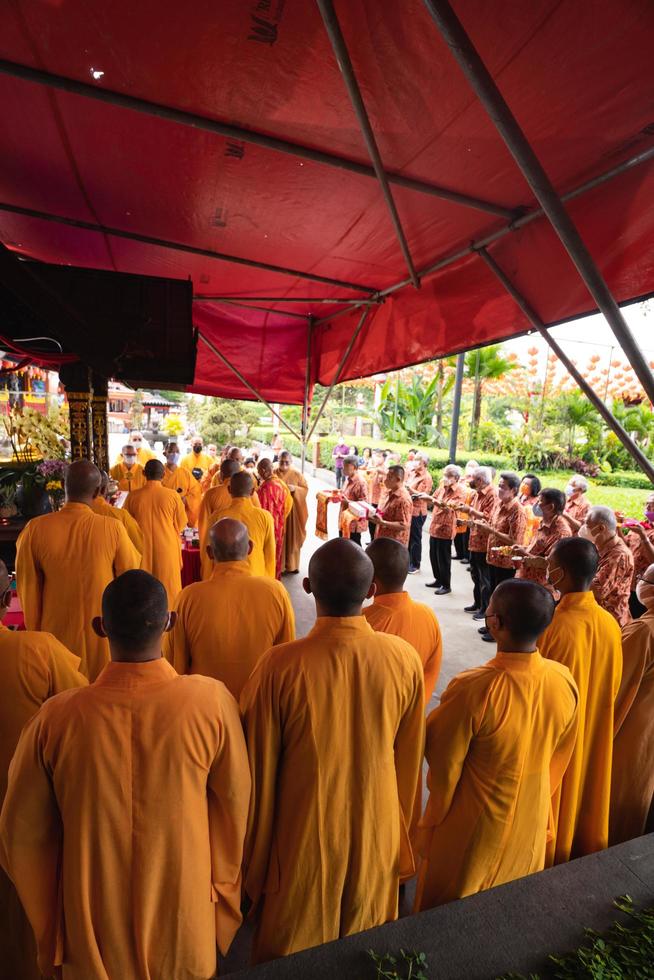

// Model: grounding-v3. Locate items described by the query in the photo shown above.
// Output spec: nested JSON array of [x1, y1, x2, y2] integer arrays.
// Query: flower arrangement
[[37, 460, 67, 510]]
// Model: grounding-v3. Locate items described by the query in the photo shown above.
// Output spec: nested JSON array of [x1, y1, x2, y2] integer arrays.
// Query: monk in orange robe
[[165, 518, 295, 698], [198, 460, 260, 550], [540, 536, 622, 864], [124, 460, 187, 607], [610, 562, 654, 843], [202, 471, 275, 581], [0, 560, 87, 980], [364, 536, 442, 860], [257, 457, 292, 579], [16, 460, 141, 681], [415, 580, 578, 911], [0, 570, 250, 980], [90, 471, 144, 555], [162, 440, 201, 527], [275, 450, 309, 574], [241, 539, 424, 963], [109, 443, 146, 492]]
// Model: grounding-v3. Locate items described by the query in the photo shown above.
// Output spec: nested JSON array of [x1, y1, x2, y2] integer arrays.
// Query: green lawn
[[535, 471, 649, 520]]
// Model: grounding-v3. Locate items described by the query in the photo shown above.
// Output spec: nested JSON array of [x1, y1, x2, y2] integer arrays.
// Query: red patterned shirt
[[407, 470, 434, 517], [429, 483, 466, 540], [487, 498, 528, 568], [342, 472, 369, 533], [564, 494, 591, 523], [592, 534, 634, 627], [468, 485, 499, 553], [377, 487, 413, 547], [516, 515, 570, 591]]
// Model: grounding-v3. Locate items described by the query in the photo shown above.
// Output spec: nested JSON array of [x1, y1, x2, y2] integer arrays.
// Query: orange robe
[[610, 611, 654, 843], [539, 591, 622, 864], [201, 497, 275, 581], [275, 465, 309, 573], [89, 496, 144, 555], [241, 616, 424, 963], [161, 464, 201, 527], [0, 659, 250, 980], [0, 625, 87, 980], [124, 482, 187, 606], [108, 462, 146, 493], [198, 481, 260, 552], [364, 590, 442, 863], [16, 503, 141, 681], [414, 650, 578, 910], [165, 560, 295, 699], [180, 450, 213, 478]]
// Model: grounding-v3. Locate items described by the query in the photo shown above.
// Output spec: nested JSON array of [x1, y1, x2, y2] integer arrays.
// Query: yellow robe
[[89, 496, 144, 556], [124, 482, 187, 606], [0, 658, 250, 980], [181, 450, 213, 478], [165, 560, 295, 699], [197, 480, 261, 549], [16, 503, 141, 681], [539, 591, 622, 864], [610, 611, 654, 844], [240, 616, 425, 963], [201, 497, 275, 581], [414, 651, 578, 911], [275, 466, 309, 573], [364, 591, 442, 702], [109, 462, 146, 493], [161, 464, 201, 527], [0, 624, 87, 980]]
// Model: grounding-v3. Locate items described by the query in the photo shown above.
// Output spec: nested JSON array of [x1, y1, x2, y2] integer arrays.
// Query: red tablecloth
[[181, 543, 201, 588], [5, 592, 25, 630]]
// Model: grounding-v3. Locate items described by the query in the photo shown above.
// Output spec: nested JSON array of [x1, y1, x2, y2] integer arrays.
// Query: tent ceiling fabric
[[0, 0, 652, 404]]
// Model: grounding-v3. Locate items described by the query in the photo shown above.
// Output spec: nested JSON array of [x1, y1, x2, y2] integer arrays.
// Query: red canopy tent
[[0, 0, 653, 430]]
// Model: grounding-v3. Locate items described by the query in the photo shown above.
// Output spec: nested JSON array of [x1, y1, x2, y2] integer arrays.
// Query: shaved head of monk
[[95, 570, 173, 663], [366, 537, 409, 594], [220, 458, 240, 482], [305, 538, 374, 617], [229, 471, 254, 498], [486, 579, 555, 653], [99, 470, 110, 495], [144, 459, 165, 481], [65, 459, 101, 503], [257, 458, 273, 481], [208, 518, 252, 563], [548, 536, 599, 594]]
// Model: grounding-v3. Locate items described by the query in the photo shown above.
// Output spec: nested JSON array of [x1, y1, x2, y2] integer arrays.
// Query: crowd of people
[[0, 431, 652, 979]]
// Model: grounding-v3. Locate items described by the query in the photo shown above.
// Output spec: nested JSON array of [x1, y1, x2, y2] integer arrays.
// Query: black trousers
[[489, 564, 516, 593], [430, 537, 453, 590], [409, 514, 427, 569], [335, 468, 344, 489], [454, 528, 469, 560], [469, 550, 492, 613], [339, 530, 362, 546]]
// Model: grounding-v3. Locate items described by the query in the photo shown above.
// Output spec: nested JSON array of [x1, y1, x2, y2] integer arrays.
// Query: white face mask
[[565, 485, 575, 497], [123, 456, 136, 469], [578, 523, 596, 541]]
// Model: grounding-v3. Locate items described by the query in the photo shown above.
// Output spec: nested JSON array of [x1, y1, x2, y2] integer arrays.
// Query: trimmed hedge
[[248, 428, 654, 489]]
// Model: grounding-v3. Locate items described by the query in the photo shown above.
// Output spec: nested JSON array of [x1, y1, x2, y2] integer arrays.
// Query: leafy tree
[[464, 345, 517, 448], [162, 414, 184, 437], [553, 392, 601, 455], [376, 375, 443, 446], [198, 398, 259, 446], [154, 389, 186, 404]]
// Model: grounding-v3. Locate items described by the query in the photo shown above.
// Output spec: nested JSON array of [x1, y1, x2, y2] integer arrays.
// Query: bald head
[[305, 538, 374, 616], [257, 458, 273, 481], [229, 471, 254, 498], [487, 580, 555, 649], [65, 459, 100, 503], [221, 458, 241, 482], [144, 459, 165, 481], [549, 536, 599, 592], [99, 470, 110, 496], [208, 518, 251, 562], [366, 538, 409, 593], [99, 570, 170, 661]]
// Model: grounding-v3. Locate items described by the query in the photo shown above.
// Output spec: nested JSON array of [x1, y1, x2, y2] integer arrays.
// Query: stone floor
[[219, 465, 494, 975]]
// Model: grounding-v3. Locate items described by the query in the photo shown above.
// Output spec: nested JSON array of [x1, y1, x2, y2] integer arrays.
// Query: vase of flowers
[[38, 460, 67, 512]]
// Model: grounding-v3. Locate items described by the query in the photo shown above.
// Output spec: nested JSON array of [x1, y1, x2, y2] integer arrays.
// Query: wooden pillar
[[91, 374, 110, 472], [59, 364, 92, 461]]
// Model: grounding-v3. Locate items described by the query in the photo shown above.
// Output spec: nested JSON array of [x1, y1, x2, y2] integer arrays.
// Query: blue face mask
[[166, 453, 180, 466], [533, 503, 543, 517]]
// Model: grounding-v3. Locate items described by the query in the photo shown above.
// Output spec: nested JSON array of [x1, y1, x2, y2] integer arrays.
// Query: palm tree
[[555, 393, 600, 455], [435, 357, 457, 438], [464, 345, 517, 448]]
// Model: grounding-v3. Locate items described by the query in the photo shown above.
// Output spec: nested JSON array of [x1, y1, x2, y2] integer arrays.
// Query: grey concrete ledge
[[225, 834, 654, 979]]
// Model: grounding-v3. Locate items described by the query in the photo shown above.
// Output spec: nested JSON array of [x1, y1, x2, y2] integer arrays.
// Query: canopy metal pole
[[301, 317, 314, 473], [316, 0, 420, 288], [477, 248, 654, 484], [448, 352, 465, 463], [0, 201, 377, 295], [197, 333, 303, 442], [306, 307, 372, 442], [423, 0, 654, 405], [313, 145, 654, 326], [195, 297, 309, 319], [0, 58, 511, 219]]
